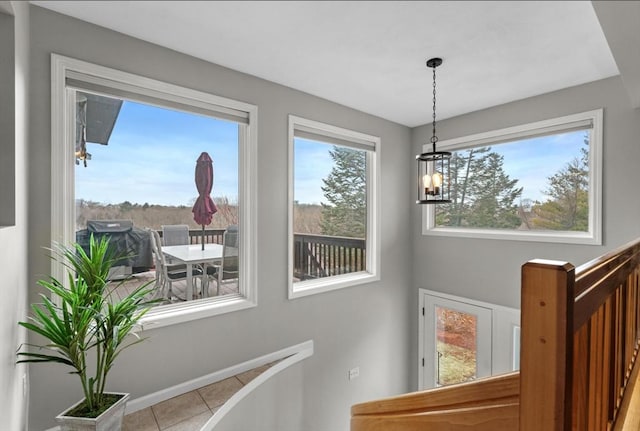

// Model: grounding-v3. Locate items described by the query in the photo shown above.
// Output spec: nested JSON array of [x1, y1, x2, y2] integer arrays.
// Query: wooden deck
[[106, 270, 239, 305]]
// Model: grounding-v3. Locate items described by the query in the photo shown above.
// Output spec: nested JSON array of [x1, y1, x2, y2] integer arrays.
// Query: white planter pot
[[56, 392, 130, 431]]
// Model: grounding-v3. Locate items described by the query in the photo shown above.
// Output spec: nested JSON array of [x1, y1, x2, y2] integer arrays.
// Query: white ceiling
[[31, 1, 620, 127]]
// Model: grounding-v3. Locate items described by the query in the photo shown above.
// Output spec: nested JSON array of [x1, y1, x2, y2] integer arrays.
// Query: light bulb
[[422, 174, 432, 189], [432, 172, 442, 188]]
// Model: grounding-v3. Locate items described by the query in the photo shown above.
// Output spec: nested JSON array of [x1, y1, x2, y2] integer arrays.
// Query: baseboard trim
[[125, 339, 314, 414]]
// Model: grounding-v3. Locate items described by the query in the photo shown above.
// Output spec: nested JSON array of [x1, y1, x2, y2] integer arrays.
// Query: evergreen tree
[[437, 147, 491, 226], [320, 146, 366, 237], [532, 136, 589, 231], [465, 152, 522, 228], [436, 146, 522, 228]]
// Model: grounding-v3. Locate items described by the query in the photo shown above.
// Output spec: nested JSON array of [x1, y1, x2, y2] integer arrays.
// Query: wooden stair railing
[[521, 240, 640, 430], [351, 372, 519, 431], [352, 238, 640, 431]]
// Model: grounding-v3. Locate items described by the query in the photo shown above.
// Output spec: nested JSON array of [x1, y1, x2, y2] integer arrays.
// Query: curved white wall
[[213, 361, 304, 431], [206, 351, 308, 431]]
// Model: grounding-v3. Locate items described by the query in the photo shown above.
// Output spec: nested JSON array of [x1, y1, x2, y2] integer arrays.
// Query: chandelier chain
[[431, 65, 438, 147]]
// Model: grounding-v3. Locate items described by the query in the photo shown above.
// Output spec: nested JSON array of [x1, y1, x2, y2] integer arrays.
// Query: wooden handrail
[[352, 372, 519, 416], [351, 238, 640, 431], [575, 238, 640, 294], [573, 238, 640, 329], [351, 373, 519, 431], [518, 239, 640, 430], [351, 403, 519, 431]]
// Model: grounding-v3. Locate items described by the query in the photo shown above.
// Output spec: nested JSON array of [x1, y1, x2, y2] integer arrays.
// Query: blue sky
[[76, 98, 333, 206], [76, 97, 588, 207], [293, 138, 335, 205], [483, 130, 587, 203], [292, 131, 588, 205], [75, 100, 239, 206]]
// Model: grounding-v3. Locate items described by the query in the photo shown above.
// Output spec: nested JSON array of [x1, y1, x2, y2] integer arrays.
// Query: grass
[[435, 307, 478, 386], [436, 340, 477, 386]]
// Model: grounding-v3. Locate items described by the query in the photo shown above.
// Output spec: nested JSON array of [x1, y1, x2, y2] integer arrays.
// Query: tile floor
[[123, 363, 275, 431]]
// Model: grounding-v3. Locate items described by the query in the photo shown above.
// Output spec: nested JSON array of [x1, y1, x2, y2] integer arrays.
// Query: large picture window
[[288, 116, 380, 298], [422, 109, 603, 244], [51, 54, 257, 327]]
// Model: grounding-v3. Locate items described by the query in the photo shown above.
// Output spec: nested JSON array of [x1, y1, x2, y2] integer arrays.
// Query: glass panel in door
[[436, 306, 478, 386], [422, 293, 492, 389]]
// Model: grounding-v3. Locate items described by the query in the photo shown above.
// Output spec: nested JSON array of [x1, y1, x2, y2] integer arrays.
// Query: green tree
[[436, 146, 522, 229], [532, 137, 589, 231], [438, 147, 491, 226], [320, 146, 366, 237], [465, 152, 522, 228]]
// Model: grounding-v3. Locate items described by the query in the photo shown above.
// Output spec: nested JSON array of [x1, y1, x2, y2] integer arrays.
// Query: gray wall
[[23, 4, 640, 429], [27, 6, 413, 430], [409, 76, 640, 388], [0, 8, 15, 226], [0, 1, 29, 429]]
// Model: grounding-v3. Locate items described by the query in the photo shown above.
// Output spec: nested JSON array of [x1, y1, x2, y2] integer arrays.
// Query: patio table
[[162, 243, 223, 300]]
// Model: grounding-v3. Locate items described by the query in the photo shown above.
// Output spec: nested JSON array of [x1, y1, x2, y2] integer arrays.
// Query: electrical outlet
[[349, 366, 360, 380]]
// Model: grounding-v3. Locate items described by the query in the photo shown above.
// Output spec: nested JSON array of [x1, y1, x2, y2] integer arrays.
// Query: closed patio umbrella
[[192, 152, 218, 250]]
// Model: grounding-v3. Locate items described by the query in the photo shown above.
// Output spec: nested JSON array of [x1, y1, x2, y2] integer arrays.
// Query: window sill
[[289, 271, 379, 299], [422, 226, 601, 245], [140, 294, 256, 330]]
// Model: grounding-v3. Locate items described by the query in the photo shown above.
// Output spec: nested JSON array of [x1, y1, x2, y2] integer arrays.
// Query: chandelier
[[416, 58, 451, 204]]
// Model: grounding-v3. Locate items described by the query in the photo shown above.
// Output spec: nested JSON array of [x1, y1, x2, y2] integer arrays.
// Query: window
[[288, 116, 380, 298], [422, 109, 603, 244], [51, 54, 257, 327]]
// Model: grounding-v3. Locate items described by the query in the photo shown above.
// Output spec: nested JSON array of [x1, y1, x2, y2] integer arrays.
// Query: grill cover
[[87, 219, 133, 233], [76, 220, 152, 272]]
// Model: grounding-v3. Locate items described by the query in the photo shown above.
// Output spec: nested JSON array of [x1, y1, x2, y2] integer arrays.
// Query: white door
[[420, 292, 493, 389]]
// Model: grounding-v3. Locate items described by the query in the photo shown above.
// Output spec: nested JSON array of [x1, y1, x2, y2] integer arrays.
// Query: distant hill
[[76, 200, 324, 234], [75, 199, 237, 231], [293, 203, 323, 234]]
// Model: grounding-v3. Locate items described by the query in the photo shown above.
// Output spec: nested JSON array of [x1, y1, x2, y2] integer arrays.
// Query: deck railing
[[293, 233, 366, 281], [157, 228, 226, 245], [156, 230, 366, 281]]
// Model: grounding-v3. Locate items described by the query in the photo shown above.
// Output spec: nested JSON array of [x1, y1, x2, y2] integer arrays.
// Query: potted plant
[[17, 235, 159, 431]]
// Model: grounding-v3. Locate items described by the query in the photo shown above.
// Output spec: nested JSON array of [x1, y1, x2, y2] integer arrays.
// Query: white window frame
[[51, 54, 258, 328], [288, 115, 380, 299], [422, 109, 603, 245]]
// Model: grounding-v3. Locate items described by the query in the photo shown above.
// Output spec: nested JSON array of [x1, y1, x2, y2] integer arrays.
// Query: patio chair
[[161, 224, 190, 246], [148, 228, 203, 301], [161, 224, 190, 267], [204, 225, 239, 297]]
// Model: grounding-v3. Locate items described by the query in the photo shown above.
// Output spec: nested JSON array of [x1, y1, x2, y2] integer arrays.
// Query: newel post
[[519, 259, 575, 431]]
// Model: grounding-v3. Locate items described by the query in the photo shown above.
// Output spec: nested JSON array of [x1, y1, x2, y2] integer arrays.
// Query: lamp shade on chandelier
[[416, 57, 451, 204]]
